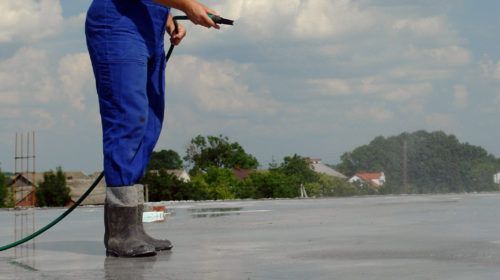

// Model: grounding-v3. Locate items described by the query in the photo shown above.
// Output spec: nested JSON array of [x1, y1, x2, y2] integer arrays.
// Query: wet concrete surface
[[2, 194, 500, 279]]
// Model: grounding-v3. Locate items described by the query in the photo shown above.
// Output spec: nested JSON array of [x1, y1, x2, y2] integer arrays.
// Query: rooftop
[[2, 194, 500, 279]]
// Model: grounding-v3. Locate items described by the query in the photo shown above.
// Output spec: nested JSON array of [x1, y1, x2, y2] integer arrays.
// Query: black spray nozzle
[[172, 14, 234, 26], [209, 15, 234, 25]]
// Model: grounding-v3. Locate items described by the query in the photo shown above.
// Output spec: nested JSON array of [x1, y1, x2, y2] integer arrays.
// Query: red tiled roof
[[356, 172, 383, 182], [233, 168, 254, 180]]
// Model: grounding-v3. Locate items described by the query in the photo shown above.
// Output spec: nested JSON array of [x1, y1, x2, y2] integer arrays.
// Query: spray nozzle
[[208, 14, 234, 25]]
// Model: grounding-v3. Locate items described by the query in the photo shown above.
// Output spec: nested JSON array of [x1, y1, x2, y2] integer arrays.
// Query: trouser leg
[[141, 52, 167, 173], [94, 60, 150, 187]]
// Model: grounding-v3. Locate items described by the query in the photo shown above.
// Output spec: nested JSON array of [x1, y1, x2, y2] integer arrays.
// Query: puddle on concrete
[[189, 207, 243, 218]]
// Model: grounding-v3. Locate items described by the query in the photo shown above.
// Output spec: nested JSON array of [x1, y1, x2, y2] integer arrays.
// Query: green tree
[[0, 169, 7, 207], [236, 171, 297, 199], [336, 130, 500, 194], [185, 135, 259, 172], [315, 174, 358, 197], [276, 154, 319, 193], [142, 170, 209, 201], [147, 149, 183, 171], [202, 167, 237, 200], [36, 167, 71, 207]]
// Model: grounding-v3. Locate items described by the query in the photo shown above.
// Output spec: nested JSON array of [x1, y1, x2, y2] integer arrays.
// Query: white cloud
[[30, 109, 55, 130], [393, 16, 449, 37], [0, 0, 63, 43], [167, 55, 277, 115], [66, 12, 86, 28], [0, 47, 55, 105], [293, 0, 375, 39], [425, 113, 452, 130], [58, 52, 94, 111], [406, 45, 471, 66], [453, 85, 468, 109], [209, 0, 375, 40], [480, 56, 500, 80], [387, 65, 453, 81], [495, 92, 500, 104], [348, 106, 394, 123], [308, 78, 352, 96], [359, 77, 432, 101]]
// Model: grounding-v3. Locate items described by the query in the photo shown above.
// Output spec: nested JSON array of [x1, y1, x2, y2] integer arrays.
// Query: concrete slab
[[2, 194, 500, 279]]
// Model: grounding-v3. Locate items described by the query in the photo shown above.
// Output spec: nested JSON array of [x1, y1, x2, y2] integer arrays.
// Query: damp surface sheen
[[2, 194, 500, 279]]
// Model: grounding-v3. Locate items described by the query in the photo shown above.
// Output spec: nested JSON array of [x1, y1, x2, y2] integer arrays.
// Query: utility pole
[[402, 139, 408, 193]]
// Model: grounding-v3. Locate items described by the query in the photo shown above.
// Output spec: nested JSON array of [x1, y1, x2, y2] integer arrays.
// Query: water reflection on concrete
[[104, 255, 161, 280], [13, 209, 36, 270], [189, 207, 243, 218], [6, 195, 500, 279]]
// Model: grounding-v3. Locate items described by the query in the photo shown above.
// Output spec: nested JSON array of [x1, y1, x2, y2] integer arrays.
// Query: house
[[66, 171, 106, 205], [8, 171, 107, 207], [494, 172, 500, 185], [306, 158, 347, 179], [349, 172, 386, 188], [233, 168, 254, 180], [8, 173, 44, 207]]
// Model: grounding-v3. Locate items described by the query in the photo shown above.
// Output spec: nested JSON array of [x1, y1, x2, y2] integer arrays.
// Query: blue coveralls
[[85, 0, 170, 187]]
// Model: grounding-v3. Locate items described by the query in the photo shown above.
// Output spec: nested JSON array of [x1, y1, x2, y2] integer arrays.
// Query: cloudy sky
[[1, 0, 499, 173]]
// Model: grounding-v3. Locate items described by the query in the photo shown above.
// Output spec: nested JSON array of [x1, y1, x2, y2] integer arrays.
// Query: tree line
[[336, 130, 500, 194], [143, 134, 378, 201], [1, 131, 499, 206]]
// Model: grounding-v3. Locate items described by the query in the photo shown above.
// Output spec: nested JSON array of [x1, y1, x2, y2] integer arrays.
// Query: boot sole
[[155, 244, 173, 251], [106, 249, 157, 258]]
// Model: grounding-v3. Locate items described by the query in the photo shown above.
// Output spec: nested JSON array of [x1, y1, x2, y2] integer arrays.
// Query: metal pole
[[26, 132, 29, 207], [15, 133, 18, 174], [33, 131, 36, 185]]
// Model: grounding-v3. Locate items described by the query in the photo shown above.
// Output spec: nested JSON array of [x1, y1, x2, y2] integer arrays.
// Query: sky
[[0, 0, 499, 173]]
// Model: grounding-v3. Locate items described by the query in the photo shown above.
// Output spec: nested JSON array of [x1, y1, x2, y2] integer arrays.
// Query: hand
[[166, 14, 187, 45], [182, 1, 220, 29]]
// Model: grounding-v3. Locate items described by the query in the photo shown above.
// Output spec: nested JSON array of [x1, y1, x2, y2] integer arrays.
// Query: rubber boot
[[136, 184, 173, 251], [105, 186, 156, 257]]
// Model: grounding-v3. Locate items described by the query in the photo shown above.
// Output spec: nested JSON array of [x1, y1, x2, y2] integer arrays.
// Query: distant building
[[232, 168, 254, 180], [8, 173, 44, 207], [494, 172, 500, 185], [306, 158, 347, 179], [66, 171, 106, 205], [7, 171, 107, 207], [349, 172, 386, 189]]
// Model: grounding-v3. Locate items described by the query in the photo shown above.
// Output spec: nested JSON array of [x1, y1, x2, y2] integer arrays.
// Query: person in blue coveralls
[[85, 0, 220, 257]]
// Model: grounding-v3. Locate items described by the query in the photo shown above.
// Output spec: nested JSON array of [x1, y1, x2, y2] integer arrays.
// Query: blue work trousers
[[85, 0, 170, 187]]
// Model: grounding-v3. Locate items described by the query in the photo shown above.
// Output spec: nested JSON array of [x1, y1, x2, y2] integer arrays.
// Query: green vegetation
[[184, 135, 259, 172], [3, 130, 497, 206], [147, 149, 183, 170], [36, 167, 71, 207], [141, 131, 500, 201], [337, 130, 500, 194], [0, 169, 7, 207]]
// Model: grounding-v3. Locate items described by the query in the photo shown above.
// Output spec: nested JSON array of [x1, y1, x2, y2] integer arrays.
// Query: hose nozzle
[[209, 15, 234, 25]]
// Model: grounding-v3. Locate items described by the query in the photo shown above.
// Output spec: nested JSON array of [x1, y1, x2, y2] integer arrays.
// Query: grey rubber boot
[[104, 186, 157, 257], [136, 184, 173, 251]]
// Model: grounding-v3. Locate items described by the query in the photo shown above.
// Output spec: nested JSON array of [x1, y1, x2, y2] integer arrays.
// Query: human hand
[[166, 14, 187, 45], [182, 0, 220, 29]]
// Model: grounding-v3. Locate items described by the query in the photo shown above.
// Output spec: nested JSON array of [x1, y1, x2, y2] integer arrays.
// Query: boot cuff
[[106, 186, 138, 207], [135, 184, 145, 204]]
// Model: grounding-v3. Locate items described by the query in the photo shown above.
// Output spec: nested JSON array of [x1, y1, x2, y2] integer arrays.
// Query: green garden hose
[[0, 172, 104, 252]]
